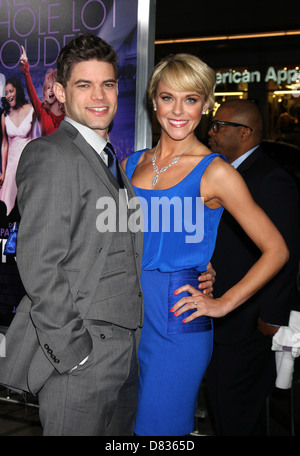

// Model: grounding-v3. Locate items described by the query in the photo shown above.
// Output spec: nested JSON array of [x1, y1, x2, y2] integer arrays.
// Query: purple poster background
[[0, 0, 138, 328]]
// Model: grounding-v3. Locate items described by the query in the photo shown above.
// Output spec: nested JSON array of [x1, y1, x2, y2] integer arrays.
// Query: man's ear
[[240, 127, 252, 142], [53, 81, 66, 104]]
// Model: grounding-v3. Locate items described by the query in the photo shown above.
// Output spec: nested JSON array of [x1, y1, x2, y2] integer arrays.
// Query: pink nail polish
[[183, 319, 186, 323], [174, 312, 178, 316], [173, 290, 178, 295]]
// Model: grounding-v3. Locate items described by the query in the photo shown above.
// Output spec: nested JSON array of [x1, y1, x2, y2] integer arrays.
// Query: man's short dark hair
[[56, 34, 118, 87]]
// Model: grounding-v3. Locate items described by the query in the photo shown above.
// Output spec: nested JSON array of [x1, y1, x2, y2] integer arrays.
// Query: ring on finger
[[194, 301, 197, 309]]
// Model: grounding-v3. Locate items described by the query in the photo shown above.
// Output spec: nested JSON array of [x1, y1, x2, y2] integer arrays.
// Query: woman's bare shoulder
[[204, 153, 233, 178]]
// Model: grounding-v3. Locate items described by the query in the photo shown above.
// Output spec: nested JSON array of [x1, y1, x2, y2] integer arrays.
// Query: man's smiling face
[[54, 59, 118, 138]]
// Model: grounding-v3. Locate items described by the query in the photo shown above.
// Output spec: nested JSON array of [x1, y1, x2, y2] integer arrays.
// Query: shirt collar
[[231, 146, 259, 169], [64, 116, 107, 155]]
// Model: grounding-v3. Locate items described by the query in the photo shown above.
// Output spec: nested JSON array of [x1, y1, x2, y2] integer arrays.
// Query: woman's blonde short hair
[[43, 68, 57, 100], [42, 68, 64, 112], [148, 54, 216, 110]]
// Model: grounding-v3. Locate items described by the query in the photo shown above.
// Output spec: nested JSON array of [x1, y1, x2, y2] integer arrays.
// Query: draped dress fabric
[[0, 107, 35, 215], [126, 149, 225, 436]]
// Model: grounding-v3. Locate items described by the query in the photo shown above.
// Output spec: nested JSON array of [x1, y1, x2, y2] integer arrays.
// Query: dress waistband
[[167, 268, 212, 335]]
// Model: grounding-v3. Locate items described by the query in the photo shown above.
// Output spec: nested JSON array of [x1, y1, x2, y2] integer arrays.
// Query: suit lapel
[[57, 121, 143, 255], [58, 120, 120, 198], [74, 134, 121, 194]]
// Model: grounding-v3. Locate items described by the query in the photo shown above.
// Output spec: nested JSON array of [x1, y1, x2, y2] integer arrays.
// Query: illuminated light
[[274, 90, 300, 94], [286, 84, 300, 90], [215, 92, 245, 96], [155, 36, 228, 44], [155, 30, 300, 45]]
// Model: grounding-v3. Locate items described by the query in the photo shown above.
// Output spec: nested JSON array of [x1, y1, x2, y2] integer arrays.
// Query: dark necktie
[[103, 142, 123, 187]]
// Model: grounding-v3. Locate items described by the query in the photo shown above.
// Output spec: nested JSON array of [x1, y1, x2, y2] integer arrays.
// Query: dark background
[[155, 1, 300, 39], [155, 2, 300, 67]]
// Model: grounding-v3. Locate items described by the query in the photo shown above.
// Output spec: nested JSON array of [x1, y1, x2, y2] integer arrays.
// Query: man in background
[[206, 99, 300, 435]]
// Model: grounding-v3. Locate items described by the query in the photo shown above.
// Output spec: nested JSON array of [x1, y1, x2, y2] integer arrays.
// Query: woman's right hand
[[171, 283, 230, 321], [20, 45, 29, 74]]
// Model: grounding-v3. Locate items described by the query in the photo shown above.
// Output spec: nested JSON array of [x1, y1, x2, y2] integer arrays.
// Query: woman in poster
[[20, 46, 64, 136], [0, 77, 36, 215]]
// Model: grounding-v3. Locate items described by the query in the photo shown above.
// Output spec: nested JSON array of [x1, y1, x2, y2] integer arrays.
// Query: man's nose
[[91, 86, 105, 100], [208, 126, 214, 136]]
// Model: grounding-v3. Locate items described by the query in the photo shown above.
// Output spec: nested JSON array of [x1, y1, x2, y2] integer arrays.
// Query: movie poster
[[0, 0, 139, 328]]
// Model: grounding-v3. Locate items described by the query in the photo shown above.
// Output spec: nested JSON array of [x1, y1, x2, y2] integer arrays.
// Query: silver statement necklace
[[151, 138, 197, 186]]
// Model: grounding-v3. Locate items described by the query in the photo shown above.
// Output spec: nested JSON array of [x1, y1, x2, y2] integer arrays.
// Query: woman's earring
[[153, 106, 157, 111]]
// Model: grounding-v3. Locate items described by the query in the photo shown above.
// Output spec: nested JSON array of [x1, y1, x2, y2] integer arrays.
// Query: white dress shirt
[[64, 116, 109, 165]]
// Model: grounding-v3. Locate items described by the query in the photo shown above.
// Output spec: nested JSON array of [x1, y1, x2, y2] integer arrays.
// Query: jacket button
[[100, 334, 105, 339], [138, 291, 142, 297], [44, 344, 49, 349]]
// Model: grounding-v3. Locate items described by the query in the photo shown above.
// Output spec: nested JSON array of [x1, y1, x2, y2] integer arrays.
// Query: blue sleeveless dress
[[126, 150, 225, 436]]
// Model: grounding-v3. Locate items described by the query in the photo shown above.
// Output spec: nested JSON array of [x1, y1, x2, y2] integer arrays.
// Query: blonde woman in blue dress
[[122, 54, 289, 436]]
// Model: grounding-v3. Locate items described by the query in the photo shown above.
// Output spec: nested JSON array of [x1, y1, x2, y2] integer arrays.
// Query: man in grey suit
[[0, 35, 144, 436]]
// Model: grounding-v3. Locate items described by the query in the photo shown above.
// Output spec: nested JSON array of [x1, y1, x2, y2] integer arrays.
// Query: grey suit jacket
[[0, 120, 143, 394]]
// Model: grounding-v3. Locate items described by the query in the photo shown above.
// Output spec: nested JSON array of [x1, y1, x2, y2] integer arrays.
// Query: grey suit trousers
[[38, 323, 140, 436]]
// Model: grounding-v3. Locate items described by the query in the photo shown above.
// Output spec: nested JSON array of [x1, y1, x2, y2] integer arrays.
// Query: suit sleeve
[[16, 138, 92, 374], [255, 168, 300, 325]]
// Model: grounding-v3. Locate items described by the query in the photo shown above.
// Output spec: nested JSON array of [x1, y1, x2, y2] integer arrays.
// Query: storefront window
[[199, 65, 300, 190], [267, 66, 300, 147], [214, 65, 300, 147], [197, 67, 250, 144]]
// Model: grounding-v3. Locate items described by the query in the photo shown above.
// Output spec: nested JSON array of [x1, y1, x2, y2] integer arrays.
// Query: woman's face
[[153, 80, 208, 142], [44, 82, 57, 105], [5, 83, 17, 109]]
